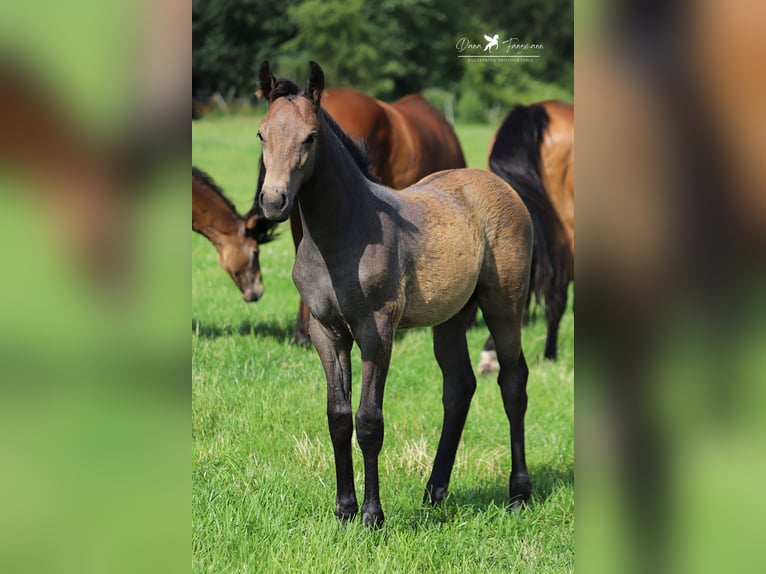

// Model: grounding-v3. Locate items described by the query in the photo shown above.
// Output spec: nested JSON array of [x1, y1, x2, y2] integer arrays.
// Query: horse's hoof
[[335, 499, 358, 523], [477, 350, 499, 376], [361, 504, 384, 529], [509, 475, 532, 511], [508, 497, 529, 513], [423, 484, 448, 506], [543, 349, 558, 361]]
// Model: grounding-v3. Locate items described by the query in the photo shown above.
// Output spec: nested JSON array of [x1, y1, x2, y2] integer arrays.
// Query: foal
[[256, 61, 533, 528], [192, 167, 276, 301]]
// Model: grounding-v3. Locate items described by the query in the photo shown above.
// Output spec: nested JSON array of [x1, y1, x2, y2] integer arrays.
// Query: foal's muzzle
[[258, 187, 291, 222]]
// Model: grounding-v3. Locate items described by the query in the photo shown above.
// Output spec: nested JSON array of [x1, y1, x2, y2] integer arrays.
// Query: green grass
[[193, 114, 574, 573]]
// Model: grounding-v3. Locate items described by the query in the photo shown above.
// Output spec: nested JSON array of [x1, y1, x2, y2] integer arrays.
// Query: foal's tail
[[489, 104, 570, 325]]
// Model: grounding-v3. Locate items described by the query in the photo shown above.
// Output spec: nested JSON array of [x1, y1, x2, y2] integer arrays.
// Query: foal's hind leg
[[480, 307, 532, 509], [424, 307, 477, 505]]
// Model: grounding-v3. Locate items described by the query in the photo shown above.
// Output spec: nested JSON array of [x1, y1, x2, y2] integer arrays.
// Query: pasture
[[192, 113, 574, 573]]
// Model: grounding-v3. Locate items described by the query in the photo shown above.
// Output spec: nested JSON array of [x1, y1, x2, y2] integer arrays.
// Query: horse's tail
[[489, 104, 570, 324]]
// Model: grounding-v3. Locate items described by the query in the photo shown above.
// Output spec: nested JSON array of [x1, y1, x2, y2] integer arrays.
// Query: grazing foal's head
[[256, 61, 325, 221], [193, 167, 275, 302], [222, 213, 265, 302]]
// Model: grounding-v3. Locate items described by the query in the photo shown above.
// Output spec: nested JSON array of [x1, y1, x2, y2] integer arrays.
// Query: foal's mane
[[193, 166, 278, 244], [266, 77, 379, 182], [192, 166, 237, 213]]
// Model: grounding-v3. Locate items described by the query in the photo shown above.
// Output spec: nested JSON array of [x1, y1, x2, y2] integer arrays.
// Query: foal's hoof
[[423, 484, 448, 506], [477, 350, 499, 376], [335, 500, 358, 524], [361, 504, 384, 529], [509, 475, 532, 512]]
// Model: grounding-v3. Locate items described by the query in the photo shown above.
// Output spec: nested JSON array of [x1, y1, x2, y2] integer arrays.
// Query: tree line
[[192, 0, 573, 122]]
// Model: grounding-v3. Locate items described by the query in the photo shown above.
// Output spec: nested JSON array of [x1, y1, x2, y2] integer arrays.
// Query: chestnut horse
[[276, 87, 466, 345], [256, 61, 533, 527], [478, 101, 574, 370], [192, 167, 277, 302]]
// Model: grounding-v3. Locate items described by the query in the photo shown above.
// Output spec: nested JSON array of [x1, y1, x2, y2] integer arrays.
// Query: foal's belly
[[398, 227, 482, 328]]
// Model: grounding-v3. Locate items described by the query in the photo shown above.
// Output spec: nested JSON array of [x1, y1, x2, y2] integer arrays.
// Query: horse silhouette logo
[[483, 34, 499, 52]]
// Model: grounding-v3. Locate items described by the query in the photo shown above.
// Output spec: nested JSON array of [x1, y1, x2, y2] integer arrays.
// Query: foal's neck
[[192, 183, 242, 248], [298, 116, 380, 248]]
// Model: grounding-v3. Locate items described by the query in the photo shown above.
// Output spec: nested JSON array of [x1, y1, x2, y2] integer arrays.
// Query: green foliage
[[193, 115, 574, 572], [192, 0, 573, 120], [282, 0, 383, 93]]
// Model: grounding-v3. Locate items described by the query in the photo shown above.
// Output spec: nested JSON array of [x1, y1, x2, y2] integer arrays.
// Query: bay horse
[[192, 167, 277, 302], [477, 101, 574, 371], [276, 87, 466, 345], [256, 61, 533, 527]]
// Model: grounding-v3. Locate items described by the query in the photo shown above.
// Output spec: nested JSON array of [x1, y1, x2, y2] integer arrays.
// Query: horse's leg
[[353, 313, 394, 528], [543, 284, 567, 360], [543, 251, 572, 360], [477, 335, 499, 376], [309, 316, 358, 521], [480, 306, 532, 510], [424, 308, 476, 505], [290, 207, 311, 346]]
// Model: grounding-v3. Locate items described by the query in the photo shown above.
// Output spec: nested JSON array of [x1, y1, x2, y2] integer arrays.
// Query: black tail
[[489, 104, 570, 357]]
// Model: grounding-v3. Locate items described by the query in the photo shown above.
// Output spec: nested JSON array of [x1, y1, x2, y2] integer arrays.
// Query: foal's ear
[[306, 61, 324, 104], [257, 61, 276, 101], [245, 212, 259, 230]]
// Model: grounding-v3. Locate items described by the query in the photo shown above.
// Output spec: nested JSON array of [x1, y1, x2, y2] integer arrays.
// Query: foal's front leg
[[353, 313, 395, 528], [310, 317, 357, 521]]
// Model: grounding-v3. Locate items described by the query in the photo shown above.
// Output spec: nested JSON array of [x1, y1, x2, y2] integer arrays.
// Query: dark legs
[[310, 317, 357, 520], [353, 314, 394, 528], [313, 313, 393, 528], [477, 275, 568, 370], [481, 309, 532, 509], [424, 310, 476, 504], [543, 276, 569, 360], [289, 205, 311, 346]]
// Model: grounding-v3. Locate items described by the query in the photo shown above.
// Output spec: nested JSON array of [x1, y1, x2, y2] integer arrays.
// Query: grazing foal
[[192, 167, 276, 301], [256, 61, 534, 527]]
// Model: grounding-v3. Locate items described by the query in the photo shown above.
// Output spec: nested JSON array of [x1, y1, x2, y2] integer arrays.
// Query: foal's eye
[[303, 132, 317, 145]]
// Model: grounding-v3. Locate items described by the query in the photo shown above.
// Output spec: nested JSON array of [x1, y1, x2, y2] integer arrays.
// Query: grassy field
[[192, 113, 574, 573]]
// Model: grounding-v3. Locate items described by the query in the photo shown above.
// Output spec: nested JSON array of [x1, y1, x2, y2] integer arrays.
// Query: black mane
[[319, 108, 379, 183], [192, 166, 238, 214], [193, 166, 279, 244], [244, 202, 279, 245]]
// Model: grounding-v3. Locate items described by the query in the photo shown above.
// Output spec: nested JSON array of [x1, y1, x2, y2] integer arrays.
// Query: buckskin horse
[[192, 167, 277, 302], [478, 101, 574, 371], [269, 85, 466, 345], [255, 61, 534, 527]]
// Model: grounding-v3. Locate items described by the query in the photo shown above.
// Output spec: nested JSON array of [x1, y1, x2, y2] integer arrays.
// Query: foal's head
[[255, 61, 325, 221], [221, 212, 266, 302], [193, 167, 275, 302]]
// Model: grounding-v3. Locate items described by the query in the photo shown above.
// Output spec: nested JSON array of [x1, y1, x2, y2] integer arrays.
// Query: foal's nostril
[[258, 192, 264, 207], [278, 194, 286, 209]]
